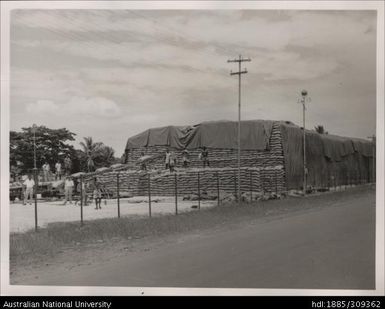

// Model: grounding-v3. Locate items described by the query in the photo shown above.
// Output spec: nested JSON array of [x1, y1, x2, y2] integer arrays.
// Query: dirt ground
[[9, 184, 376, 289], [10, 196, 215, 233]]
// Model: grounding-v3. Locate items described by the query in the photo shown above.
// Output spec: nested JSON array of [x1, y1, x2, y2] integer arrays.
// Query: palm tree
[[99, 146, 115, 166], [79, 137, 103, 172], [315, 125, 328, 134]]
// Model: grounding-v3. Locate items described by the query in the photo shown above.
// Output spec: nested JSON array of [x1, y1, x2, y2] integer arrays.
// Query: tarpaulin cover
[[321, 134, 355, 161], [279, 122, 374, 189], [351, 138, 373, 157], [279, 122, 304, 186], [125, 120, 275, 151], [125, 126, 188, 149], [125, 119, 374, 190]]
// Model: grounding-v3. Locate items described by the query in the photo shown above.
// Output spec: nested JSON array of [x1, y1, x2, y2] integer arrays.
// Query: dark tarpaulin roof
[[279, 122, 304, 181], [351, 138, 374, 157], [125, 120, 275, 151], [125, 126, 188, 149], [125, 119, 374, 190], [321, 134, 355, 161], [126, 120, 373, 158], [279, 122, 374, 189]]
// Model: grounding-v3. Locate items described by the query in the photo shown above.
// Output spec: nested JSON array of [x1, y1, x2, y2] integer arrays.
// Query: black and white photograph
[[1, 0, 384, 297]]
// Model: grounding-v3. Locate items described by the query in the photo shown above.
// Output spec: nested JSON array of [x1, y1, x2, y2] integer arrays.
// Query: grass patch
[[10, 185, 374, 263]]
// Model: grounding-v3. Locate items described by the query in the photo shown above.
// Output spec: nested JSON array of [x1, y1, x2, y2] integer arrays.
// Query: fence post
[[341, 171, 344, 190], [148, 173, 151, 218], [249, 169, 253, 202], [344, 171, 347, 190], [117, 173, 120, 218], [261, 171, 265, 196], [349, 171, 351, 188], [313, 171, 316, 191], [347, 172, 349, 188], [334, 172, 337, 191], [233, 169, 237, 202], [197, 171, 201, 210], [335, 172, 341, 191], [347, 171, 349, 189], [275, 169, 278, 195], [174, 173, 178, 215], [80, 175, 84, 226], [127, 173, 130, 196], [33, 168, 38, 232], [216, 171, 220, 206]]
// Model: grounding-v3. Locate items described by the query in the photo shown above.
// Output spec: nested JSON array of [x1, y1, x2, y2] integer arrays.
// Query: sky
[[10, 9, 377, 156]]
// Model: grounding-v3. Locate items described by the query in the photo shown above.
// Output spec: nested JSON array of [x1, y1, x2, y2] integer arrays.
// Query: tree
[[79, 137, 104, 172], [96, 146, 116, 167], [78, 138, 117, 172], [315, 125, 328, 134], [10, 126, 77, 175]]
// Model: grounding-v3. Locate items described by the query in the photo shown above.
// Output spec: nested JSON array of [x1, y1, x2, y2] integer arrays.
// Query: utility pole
[[228, 55, 251, 203], [367, 134, 376, 183], [32, 124, 38, 231], [298, 90, 311, 195]]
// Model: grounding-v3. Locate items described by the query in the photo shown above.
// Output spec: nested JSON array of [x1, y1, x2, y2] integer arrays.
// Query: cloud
[[12, 39, 339, 83], [25, 96, 121, 118], [11, 9, 373, 86], [66, 96, 121, 117], [26, 100, 59, 113], [11, 10, 375, 52], [10, 10, 377, 153]]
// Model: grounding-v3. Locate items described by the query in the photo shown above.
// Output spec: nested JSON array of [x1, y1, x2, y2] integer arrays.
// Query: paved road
[[34, 192, 375, 289]]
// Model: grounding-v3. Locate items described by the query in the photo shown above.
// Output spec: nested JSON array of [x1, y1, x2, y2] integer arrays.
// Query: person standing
[[63, 176, 74, 205], [200, 147, 210, 168], [169, 151, 176, 172], [23, 174, 35, 205], [165, 149, 171, 170], [182, 148, 190, 168], [93, 184, 102, 210], [139, 152, 147, 171], [55, 161, 62, 180], [42, 162, 50, 181]]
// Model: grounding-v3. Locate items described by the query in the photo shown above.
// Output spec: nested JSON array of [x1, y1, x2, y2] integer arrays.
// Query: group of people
[[41, 156, 72, 182], [63, 176, 103, 210], [22, 173, 103, 210], [138, 147, 209, 172], [164, 149, 178, 172], [22, 174, 75, 205], [163, 147, 210, 172], [166, 147, 209, 171]]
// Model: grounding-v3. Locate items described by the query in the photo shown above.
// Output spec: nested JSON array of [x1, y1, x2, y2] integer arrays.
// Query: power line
[[13, 11, 229, 79], [127, 10, 237, 56]]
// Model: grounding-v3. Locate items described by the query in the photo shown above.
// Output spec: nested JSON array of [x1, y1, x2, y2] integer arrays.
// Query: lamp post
[[32, 124, 38, 231], [298, 90, 311, 195]]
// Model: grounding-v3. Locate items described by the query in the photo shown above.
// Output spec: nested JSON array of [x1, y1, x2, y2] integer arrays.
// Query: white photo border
[[1, 0, 384, 296]]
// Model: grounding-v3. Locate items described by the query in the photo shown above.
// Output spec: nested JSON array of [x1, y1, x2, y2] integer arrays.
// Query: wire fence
[[10, 166, 375, 232]]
